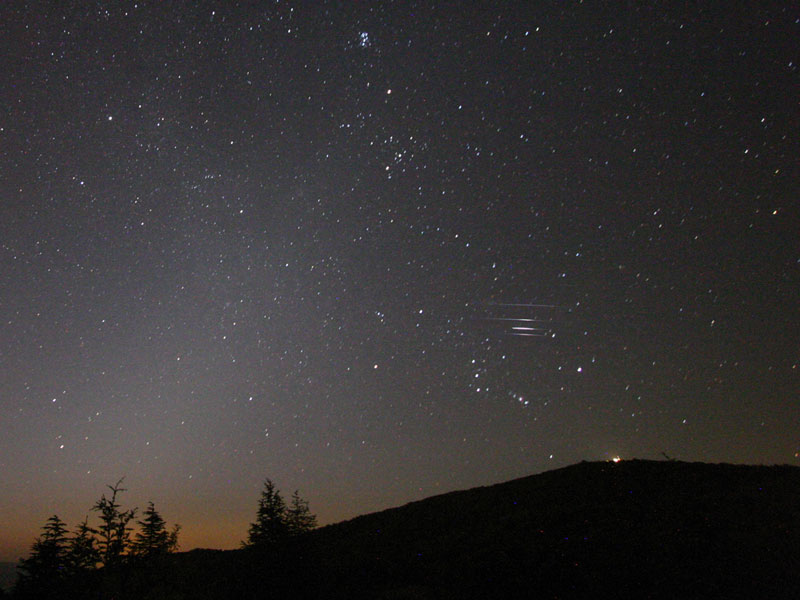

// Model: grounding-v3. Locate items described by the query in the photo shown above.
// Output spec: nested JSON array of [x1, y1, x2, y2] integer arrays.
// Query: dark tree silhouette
[[13, 481, 183, 599], [92, 478, 137, 566], [286, 490, 317, 537], [130, 501, 180, 558], [66, 517, 99, 574], [244, 479, 289, 548], [244, 480, 317, 549], [15, 515, 69, 598]]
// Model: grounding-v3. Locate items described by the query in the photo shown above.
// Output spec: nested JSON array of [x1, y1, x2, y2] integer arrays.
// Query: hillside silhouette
[[10, 459, 800, 599]]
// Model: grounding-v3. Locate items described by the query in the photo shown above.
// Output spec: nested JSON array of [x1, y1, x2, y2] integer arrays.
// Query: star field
[[1, 1, 798, 560]]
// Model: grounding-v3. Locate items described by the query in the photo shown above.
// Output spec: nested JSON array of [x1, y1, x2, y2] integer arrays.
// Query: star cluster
[[1, 2, 797, 560]]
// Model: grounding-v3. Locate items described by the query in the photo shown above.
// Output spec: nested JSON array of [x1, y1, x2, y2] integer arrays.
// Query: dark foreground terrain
[[0, 564, 16, 595], [11, 459, 800, 599]]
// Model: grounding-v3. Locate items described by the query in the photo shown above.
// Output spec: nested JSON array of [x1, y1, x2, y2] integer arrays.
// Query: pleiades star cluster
[[1, 1, 797, 559]]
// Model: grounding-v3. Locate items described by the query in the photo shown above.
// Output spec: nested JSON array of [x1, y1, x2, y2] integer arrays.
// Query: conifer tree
[[66, 517, 99, 573], [92, 478, 137, 566], [244, 479, 289, 547], [131, 501, 180, 558], [286, 490, 317, 537], [15, 515, 69, 598]]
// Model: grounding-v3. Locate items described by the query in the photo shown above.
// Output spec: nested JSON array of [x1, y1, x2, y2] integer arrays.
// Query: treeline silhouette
[[9, 478, 315, 599], [6, 460, 800, 599]]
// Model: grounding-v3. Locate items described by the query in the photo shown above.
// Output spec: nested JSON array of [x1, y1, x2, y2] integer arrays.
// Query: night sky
[[2, 1, 798, 561]]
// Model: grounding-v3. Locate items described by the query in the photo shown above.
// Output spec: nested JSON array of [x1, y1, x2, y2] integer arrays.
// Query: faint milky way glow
[[0, 1, 797, 562]]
